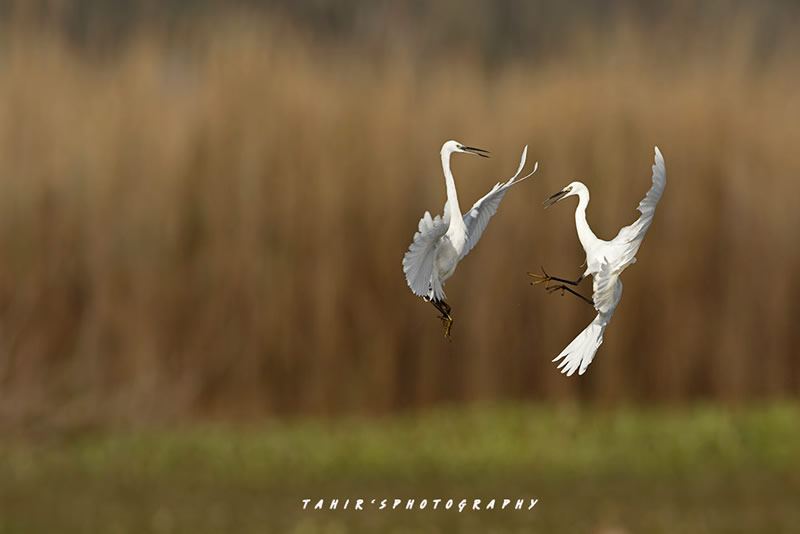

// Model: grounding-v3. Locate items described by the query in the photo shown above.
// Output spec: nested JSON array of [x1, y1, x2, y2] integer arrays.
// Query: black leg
[[430, 299, 454, 338], [547, 284, 594, 307], [528, 266, 585, 287], [547, 274, 584, 286], [431, 299, 448, 316]]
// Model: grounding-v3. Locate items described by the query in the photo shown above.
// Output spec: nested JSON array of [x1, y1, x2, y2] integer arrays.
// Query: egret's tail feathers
[[552, 314, 607, 376]]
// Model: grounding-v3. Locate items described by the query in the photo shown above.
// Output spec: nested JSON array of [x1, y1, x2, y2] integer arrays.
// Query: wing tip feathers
[[653, 146, 665, 168]]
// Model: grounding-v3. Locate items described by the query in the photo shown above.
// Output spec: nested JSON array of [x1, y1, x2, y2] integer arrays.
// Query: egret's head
[[544, 181, 586, 208], [441, 140, 490, 158]]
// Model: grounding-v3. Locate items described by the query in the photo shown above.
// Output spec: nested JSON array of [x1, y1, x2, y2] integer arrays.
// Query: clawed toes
[[547, 285, 565, 295], [527, 267, 552, 286]]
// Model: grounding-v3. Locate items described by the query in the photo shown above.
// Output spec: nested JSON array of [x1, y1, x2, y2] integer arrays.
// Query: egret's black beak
[[461, 146, 490, 158], [543, 189, 568, 208]]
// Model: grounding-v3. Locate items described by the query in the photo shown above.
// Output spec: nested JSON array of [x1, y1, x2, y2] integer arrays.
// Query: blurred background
[[0, 1, 799, 532]]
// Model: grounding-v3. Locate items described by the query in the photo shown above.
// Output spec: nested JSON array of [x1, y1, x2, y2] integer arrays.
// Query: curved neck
[[574, 189, 599, 253], [441, 150, 462, 221]]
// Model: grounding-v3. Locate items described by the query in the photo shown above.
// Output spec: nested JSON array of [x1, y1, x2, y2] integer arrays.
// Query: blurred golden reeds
[[0, 4, 798, 427]]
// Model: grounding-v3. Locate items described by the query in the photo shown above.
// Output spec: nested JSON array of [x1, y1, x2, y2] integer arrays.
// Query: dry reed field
[[2, 4, 800, 533], [0, 3, 799, 428]]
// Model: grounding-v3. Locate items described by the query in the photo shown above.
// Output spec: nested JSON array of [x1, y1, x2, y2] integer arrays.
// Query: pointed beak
[[543, 189, 568, 208], [460, 146, 490, 158]]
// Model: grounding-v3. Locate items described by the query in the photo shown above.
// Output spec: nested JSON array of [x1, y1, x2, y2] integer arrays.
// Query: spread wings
[[402, 211, 449, 297], [460, 146, 537, 259], [613, 146, 667, 263]]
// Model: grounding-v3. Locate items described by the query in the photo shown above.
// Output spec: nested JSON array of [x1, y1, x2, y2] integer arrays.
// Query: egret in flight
[[530, 147, 666, 375], [404, 140, 537, 338]]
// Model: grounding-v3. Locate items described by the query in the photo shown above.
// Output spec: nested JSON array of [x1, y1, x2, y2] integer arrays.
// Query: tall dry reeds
[[0, 8, 798, 427]]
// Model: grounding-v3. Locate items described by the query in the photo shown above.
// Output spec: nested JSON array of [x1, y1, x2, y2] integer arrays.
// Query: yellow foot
[[439, 315, 454, 339], [527, 267, 552, 288], [547, 284, 567, 296]]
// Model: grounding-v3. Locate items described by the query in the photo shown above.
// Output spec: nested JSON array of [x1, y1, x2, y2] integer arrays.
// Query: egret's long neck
[[574, 189, 599, 253], [441, 150, 462, 222]]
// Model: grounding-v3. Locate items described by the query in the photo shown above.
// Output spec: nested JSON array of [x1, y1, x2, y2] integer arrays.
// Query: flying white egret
[[403, 140, 538, 337], [530, 147, 666, 375]]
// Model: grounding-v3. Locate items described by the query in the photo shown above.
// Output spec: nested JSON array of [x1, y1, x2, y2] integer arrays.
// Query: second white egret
[[404, 140, 537, 337], [530, 147, 666, 375]]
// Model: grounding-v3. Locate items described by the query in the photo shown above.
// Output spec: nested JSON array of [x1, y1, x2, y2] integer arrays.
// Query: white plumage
[[537, 147, 666, 375], [403, 140, 537, 336]]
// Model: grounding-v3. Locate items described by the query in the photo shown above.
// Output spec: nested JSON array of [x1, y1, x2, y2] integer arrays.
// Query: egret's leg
[[528, 267, 584, 288], [547, 284, 594, 307], [431, 299, 454, 339]]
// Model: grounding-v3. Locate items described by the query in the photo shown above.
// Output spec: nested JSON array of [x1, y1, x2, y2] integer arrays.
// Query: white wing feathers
[[554, 147, 665, 377], [614, 146, 667, 248], [552, 317, 605, 377], [552, 260, 622, 376], [636, 146, 666, 218], [403, 144, 535, 301], [460, 146, 538, 259], [591, 260, 623, 316], [402, 211, 449, 297]]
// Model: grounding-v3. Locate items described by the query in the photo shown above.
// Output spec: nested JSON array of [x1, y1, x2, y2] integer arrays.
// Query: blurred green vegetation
[[2, 405, 799, 532], [6, 404, 799, 482]]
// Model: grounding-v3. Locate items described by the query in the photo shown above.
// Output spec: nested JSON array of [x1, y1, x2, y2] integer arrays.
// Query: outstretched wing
[[613, 146, 666, 264], [460, 146, 537, 259], [402, 211, 449, 297]]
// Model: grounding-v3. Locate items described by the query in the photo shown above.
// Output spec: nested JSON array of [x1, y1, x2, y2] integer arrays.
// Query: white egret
[[403, 140, 538, 337], [530, 147, 666, 375]]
